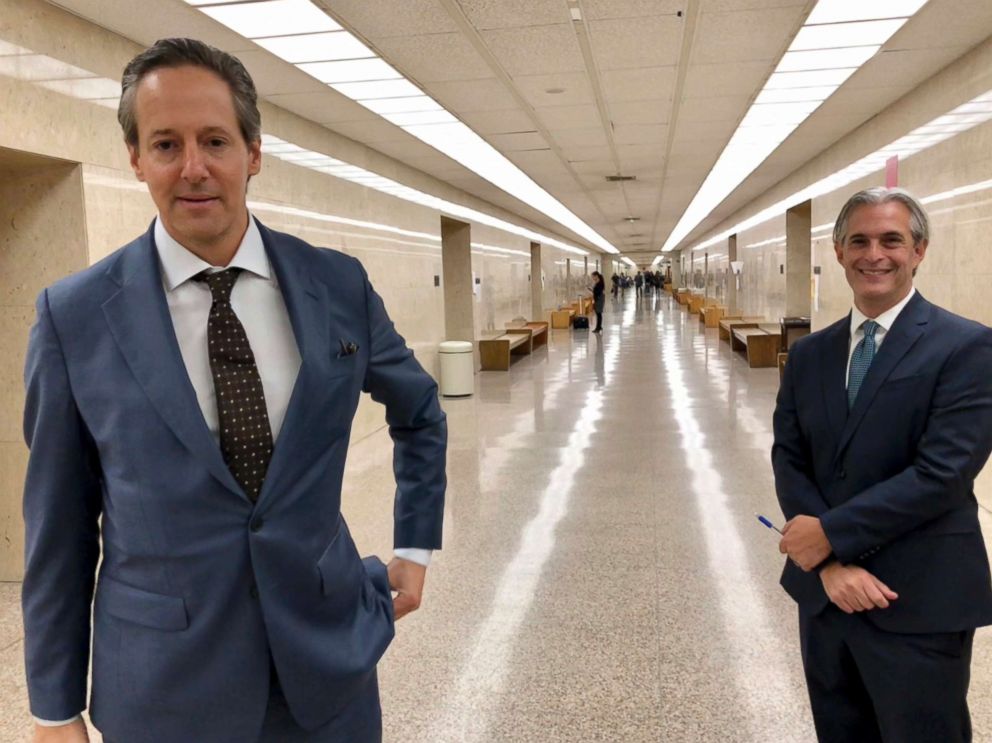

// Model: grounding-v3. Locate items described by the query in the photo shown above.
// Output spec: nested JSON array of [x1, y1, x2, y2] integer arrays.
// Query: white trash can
[[438, 341, 474, 397]]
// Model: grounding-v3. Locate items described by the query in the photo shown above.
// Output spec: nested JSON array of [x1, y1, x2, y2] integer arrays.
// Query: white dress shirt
[[846, 287, 916, 388]]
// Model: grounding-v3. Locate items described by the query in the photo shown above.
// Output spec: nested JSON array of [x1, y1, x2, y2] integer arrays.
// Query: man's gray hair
[[118, 38, 261, 147], [832, 187, 930, 246]]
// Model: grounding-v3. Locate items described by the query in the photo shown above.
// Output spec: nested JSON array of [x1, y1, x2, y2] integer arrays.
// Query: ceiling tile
[[328, 117, 407, 143], [617, 145, 666, 170], [233, 50, 328, 96], [693, 8, 805, 64], [551, 128, 610, 149], [588, 17, 682, 70], [428, 78, 520, 112], [505, 148, 567, 171], [570, 159, 616, 174], [458, 0, 571, 29], [677, 95, 750, 124], [843, 48, 968, 91], [481, 24, 584, 76], [701, 0, 808, 10], [561, 145, 614, 163], [375, 34, 496, 82], [672, 119, 737, 143], [584, 0, 684, 19], [610, 99, 669, 126], [535, 104, 602, 130], [486, 131, 549, 150], [459, 108, 539, 134], [514, 72, 596, 108], [888, 1, 992, 51], [613, 124, 667, 145], [316, 0, 459, 38], [683, 61, 771, 99], [601, 67, 677, 103]]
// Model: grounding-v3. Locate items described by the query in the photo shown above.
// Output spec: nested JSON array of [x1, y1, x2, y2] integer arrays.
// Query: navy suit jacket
[[21, 220, 447, 742], [772, 292, 992, 634]]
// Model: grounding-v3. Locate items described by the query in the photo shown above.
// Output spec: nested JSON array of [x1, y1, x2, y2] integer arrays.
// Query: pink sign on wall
[[885, 156, 899, 187]]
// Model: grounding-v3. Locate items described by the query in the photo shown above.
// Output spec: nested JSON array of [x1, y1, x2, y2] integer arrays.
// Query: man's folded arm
[[772, 349, 832, 519], [821, 328, 992, 561], [356, 260, 447, 552], [22, 289, 103, 722]]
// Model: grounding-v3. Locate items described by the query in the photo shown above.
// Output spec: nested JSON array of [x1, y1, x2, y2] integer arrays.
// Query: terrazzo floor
[[3, 290, 992, 741]]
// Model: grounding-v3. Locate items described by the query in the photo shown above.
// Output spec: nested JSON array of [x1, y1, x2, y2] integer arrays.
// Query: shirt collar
[[850, 287, 916, 339], [154, 214, 271, 292]]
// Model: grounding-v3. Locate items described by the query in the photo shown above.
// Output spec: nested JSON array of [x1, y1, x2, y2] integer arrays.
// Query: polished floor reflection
[[3, 291, 992, 741]]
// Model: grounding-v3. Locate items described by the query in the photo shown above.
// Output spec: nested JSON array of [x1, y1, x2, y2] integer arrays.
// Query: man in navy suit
[[22, 38, 446, 743], [773, 187, 992, 742]]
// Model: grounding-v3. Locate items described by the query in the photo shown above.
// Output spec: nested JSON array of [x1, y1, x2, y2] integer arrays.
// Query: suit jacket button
[[837, 470, 846, 479], [250, 516, 264, 533]]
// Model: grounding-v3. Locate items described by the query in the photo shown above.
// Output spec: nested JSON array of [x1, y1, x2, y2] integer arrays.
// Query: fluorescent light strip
[[189, 0, 619, 255], [661, 0, 927, 253], [261, 134, 589, 256], [677, 88, 992, 256]]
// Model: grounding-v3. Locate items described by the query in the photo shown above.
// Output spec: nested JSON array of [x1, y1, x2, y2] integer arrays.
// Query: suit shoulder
[[43, 240, 135, 310], [926, 302, 991, 340]]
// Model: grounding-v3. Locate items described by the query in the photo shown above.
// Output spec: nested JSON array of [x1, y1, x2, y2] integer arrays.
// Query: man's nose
[[864, 240, 885, 261], [180, 145, 209, 182]]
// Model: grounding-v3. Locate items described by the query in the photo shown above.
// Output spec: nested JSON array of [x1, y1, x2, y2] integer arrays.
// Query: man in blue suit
[[22, 39, 446, 743], [773, 187, 992, 742]]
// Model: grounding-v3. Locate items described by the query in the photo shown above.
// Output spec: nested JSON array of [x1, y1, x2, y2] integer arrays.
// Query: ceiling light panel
[[358, 96, 443, 115], [297, 58, 400, 84], [253, 32, 373, 63], [805, 0, 928, 24], [776, 46, 879, 73], [329, 79, 423, 100], [789, 19, 905, 51], [199, 0, 340, 39], [764, 68, 858, 89], [755, 85, 838, 104]]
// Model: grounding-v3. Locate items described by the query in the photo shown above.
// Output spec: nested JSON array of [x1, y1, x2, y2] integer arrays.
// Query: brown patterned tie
[[194, 268, 273, 502]]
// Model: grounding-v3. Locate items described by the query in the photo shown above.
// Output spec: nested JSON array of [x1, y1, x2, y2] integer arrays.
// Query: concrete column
[[603, 255, 614, 293], [566, 258, 572, 299], [0, 154, 88, 579], [726, 234, 739, 313], [530, 241, 542, 320], [441, 216, 474, 342], [786, 201, 812, 318], [671, 250, 683, 288]]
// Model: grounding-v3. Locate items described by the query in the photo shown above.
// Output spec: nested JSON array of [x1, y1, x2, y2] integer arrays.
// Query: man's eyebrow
[[147, 126, 234, 138]]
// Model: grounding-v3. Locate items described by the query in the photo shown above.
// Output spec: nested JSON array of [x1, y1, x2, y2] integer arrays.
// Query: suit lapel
[[835, 292, 929, 459], [255, 223, 328, 503], [820, 316, 850, 444], [101, 226, 245, 499]]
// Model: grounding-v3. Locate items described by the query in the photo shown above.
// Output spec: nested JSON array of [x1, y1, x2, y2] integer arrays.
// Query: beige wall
[[0, 152, 88, 579]]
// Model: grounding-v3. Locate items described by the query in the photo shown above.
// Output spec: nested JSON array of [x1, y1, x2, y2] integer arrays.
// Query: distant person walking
[[590, 271, 605, 333]]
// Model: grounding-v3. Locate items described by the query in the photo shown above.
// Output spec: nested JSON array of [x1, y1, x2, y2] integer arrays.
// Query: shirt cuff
[[34, 714, 82, 726], [393, 548, 432, 566]]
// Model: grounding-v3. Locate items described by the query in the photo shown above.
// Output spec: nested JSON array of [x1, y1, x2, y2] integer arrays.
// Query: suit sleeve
[[22, 289, 103, 721], [771, 343, 831, 519], [358, 263, 447, 550], [820, 326, 992, 562]]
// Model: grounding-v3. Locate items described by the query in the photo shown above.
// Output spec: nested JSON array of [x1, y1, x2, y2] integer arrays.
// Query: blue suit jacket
[[21, 220, 447, 742], [772, 292, 992, 633]]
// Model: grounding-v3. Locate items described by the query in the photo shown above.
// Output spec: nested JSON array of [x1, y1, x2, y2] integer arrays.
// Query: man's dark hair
[[118, 37, 261, 147]]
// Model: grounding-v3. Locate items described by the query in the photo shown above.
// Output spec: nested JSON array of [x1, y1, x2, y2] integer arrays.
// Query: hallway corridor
[[345, 291, 992, 742]]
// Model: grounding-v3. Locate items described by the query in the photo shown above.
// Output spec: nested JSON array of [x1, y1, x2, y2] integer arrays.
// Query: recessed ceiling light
[[329, 79, 423, 99], [805, 0, 928, 24], [545, 87, 566, 94], [199, 0, 340, 39], [776, 46, 879, 73], [297, 58, 400, 84], [254, 31, 373, 63]]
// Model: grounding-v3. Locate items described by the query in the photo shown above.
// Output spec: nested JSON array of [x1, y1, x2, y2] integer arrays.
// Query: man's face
[[127, 65, 261, 256], [834, 201, 927, 316]]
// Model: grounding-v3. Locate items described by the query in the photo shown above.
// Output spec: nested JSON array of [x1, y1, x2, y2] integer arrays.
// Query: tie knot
[[862, 319, 879, 339], [195, 267, 243, 302]]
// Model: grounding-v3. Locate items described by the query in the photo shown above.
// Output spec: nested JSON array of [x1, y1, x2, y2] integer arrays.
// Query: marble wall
[[0, 152, 88, 580]]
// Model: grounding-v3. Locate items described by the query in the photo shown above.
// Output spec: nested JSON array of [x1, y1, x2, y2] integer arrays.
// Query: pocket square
[[338, 339, 360, 357]]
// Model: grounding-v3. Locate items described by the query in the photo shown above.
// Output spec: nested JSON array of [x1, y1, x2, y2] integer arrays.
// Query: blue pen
[[756, 513, 783, 535]]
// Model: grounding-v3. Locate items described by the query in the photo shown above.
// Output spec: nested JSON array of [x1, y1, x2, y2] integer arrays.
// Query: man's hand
[[33, 719, 89, 743], [779, 515, 833, 571], [387, 557, 426, 621], [820, 562, 898, 613]]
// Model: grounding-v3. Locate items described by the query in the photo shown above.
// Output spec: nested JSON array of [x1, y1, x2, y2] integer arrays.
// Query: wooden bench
[[702, 305, 727, 328], [731, 324, 782, 368], [551, 308, 576, 329], [675, 288, 690, 305], [479, 332, 532, 371], [505, 320, 549, 349], [687, 294, 706, 314], [718, 316, 766, 342]]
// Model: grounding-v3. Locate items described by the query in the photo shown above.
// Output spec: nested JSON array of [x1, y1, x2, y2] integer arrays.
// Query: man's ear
[[833, 241, 844, 265], [128, 142, 146, 183], [247, 138, 261, 177]]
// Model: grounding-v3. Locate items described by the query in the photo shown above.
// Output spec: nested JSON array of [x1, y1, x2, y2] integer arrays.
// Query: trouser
[[594, 310, 603, 330], [799, 606, 974, 743]]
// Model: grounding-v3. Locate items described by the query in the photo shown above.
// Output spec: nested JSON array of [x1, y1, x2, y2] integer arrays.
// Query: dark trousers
[[800, 606, 974, 743], [594, 311, 603, 330], [106, 664, 382, 743]]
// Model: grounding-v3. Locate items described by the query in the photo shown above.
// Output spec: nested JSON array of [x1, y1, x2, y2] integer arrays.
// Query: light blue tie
[[848, 320, 879, 408]]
